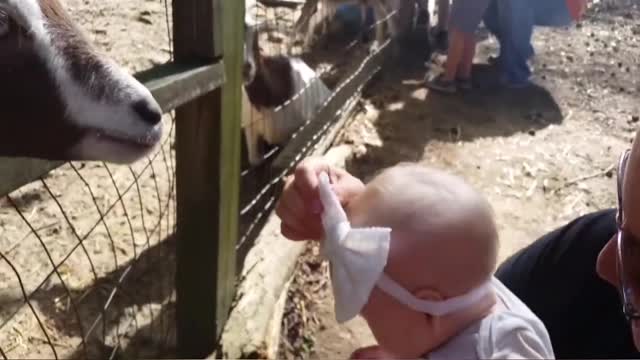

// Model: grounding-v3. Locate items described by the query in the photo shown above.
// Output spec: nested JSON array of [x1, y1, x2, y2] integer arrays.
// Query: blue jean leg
[[533, 0, 573, 27], [489, 0, 535, 84], [483, 0, 502, 52]]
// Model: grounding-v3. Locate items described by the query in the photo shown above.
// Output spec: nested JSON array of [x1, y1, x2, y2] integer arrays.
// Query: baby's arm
[[481, 312, 555, 359]]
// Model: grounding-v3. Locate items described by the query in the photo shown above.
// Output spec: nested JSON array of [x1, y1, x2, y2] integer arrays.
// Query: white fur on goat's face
[[0, 0, 162, 163]]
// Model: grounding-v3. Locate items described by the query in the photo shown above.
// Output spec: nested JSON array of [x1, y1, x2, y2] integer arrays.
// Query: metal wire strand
[[6, 195, 88, 359], [0, 123, 175, 354], [0, 251, 58, 360]]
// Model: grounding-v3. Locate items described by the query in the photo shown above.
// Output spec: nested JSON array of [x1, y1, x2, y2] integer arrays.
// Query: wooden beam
[[174, 0, 243, 357], [0, 159, 61, 198], [136, 61, 226, 113]]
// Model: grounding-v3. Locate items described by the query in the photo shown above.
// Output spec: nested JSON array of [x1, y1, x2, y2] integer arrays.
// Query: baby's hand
[[275, 156, 365, 241], [349, 345, 395, 359]]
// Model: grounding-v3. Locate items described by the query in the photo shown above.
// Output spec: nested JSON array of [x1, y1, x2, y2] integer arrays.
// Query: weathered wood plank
[[0, 159, 62, 198], [216, 0, 244, 339], [173, 0, 222, 60], [137, 61, 226, 113], [174, 0, 243, 357], [259, 0, 304, 9]]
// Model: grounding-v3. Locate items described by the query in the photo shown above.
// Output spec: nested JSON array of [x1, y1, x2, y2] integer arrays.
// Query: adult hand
[[275, 156, 365, 241]]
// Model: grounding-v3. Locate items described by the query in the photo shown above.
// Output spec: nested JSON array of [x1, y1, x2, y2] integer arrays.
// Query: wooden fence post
[[173, 0, 243, 357]]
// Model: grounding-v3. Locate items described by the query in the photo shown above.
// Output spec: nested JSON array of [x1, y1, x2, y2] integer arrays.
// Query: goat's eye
[[0, 10, 9, 38]]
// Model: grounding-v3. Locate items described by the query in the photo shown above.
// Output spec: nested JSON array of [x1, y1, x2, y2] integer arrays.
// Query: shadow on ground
[[345, 39, 565, 180], [0, 235, 176, 359]]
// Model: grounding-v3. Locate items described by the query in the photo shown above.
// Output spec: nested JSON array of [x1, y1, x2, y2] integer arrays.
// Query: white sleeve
[[480, 312, 555, 359]]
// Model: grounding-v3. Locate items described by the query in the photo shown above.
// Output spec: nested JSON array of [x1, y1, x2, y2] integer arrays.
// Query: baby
[[313, 163, 554, 359]]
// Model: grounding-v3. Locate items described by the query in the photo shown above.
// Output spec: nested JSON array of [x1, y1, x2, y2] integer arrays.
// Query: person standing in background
[[425, 0, 492, 93], [483, 0, 587, 88]]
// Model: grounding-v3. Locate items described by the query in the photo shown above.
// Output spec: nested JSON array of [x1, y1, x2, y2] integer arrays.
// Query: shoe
[[426, 74, 456, 94], [456, 77, 472, 90]]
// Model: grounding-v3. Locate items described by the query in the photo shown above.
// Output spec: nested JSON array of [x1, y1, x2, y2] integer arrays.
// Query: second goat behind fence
[[294, 0, 400, 51], [242, 23, 331, 166]]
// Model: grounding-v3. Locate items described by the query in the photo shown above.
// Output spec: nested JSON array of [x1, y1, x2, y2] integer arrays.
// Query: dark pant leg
[[496, 209, 639, 358], [483, 0, 502, 47], [495, 0, 533, 83]]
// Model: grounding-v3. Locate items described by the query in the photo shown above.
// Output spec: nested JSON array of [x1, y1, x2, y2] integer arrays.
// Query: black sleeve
[[495, 209, 639, 359]]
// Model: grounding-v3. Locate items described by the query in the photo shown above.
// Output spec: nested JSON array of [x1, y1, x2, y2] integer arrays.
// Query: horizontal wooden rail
[[258, 0, 303, 8], [137, 61, 226, 113], [0, 60, 225, 198]]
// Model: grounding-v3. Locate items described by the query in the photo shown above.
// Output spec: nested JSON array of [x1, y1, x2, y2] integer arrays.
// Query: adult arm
[[495, 210, 638, 358]]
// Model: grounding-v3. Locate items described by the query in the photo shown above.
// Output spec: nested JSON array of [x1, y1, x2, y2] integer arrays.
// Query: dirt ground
[[280, 1, 640, 359]]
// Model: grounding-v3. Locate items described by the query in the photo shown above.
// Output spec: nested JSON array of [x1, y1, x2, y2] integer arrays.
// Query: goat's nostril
[[132, 99, 162, 126]]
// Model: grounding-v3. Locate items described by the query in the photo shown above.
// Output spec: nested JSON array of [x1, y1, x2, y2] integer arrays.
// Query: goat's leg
[[358, 1, 371, 43], [381, 0, 398, 40], [295, 0, 319, 33], [244, 122, 264, 166], [242, 97, 264, 166], [297, 0, 320, 49], [369, 0, 394, 52]]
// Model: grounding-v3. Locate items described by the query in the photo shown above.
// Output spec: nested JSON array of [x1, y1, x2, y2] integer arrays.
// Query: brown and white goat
[[242, 24, 332, 166], [0, 0, 162, 164], [294, 0, 400, 51]]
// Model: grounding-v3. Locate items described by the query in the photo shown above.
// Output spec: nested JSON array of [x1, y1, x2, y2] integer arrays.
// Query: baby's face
[[345, 183, 497, 356]]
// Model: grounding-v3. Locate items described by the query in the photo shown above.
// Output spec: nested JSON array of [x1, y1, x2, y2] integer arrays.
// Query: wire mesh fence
[[0, 115, 177, 359], [237, 0, 414, 266]]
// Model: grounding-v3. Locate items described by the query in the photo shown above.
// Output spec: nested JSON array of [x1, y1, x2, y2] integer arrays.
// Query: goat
[[0, 0, 162, 164], [242, 24, 332, 166], [294, 0, 434, 51], [294, 0, 400, 51]]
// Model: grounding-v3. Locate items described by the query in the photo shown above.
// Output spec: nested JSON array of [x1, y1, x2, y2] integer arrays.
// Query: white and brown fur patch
[[0, 0, 162, 163], [242, 23, 332, 166]]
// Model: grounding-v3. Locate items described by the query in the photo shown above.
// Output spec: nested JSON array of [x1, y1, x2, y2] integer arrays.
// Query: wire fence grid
[[0, 115, 178, 360], [0, 0, 410, 358]]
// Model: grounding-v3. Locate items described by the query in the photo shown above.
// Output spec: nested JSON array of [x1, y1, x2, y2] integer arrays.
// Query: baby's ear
[[414, 288, 444, 302], [414, 288, 444, 318], [413, 288, 445, 330]]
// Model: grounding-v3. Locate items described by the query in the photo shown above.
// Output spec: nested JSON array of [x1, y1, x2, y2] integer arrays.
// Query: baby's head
[[347, 164, 499, 357]]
